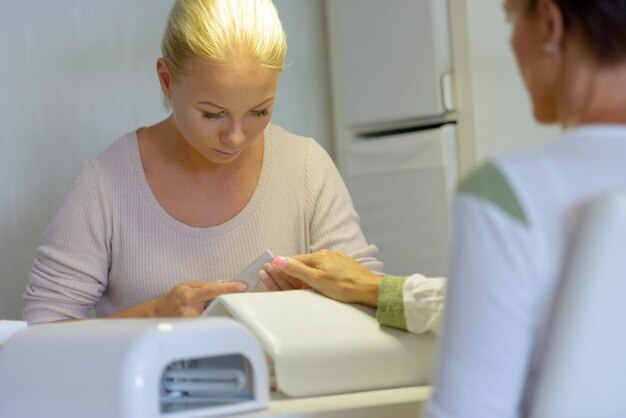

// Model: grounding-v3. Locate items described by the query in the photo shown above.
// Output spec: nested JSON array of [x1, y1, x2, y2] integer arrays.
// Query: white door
[[327, 0, 453, 129], [346, 125, 457, 277]]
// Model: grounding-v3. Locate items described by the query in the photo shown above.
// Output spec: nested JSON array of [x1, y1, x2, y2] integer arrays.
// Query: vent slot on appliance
[[160, 354, 254, 414]]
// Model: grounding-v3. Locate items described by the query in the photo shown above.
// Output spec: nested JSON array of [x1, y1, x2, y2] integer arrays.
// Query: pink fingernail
[[259, 270, 268, 281], [235, 283, 248, 291], [272, 256, 288, 269]]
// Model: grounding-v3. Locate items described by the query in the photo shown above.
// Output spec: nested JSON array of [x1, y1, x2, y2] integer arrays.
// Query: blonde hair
[[162, 0, 287, 78]]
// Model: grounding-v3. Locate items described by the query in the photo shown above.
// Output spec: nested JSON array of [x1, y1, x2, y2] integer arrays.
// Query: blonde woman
[[22, 0, 381, 324]]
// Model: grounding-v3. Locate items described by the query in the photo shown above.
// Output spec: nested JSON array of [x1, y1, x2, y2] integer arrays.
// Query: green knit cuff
[[376, 275, 408, 330]]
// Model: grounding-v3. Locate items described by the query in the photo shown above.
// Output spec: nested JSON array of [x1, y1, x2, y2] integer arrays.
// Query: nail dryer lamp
[[0, 317, 269, 418]]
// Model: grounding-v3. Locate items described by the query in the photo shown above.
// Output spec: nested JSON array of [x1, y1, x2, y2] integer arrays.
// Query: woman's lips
[[214, 149, 239, 157]]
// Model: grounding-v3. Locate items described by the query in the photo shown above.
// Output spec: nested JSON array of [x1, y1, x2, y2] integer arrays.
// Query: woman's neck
[[558, 59, 626, 128]]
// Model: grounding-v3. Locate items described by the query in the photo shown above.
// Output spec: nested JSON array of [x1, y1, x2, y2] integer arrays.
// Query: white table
[[235, 386, 432, 418]]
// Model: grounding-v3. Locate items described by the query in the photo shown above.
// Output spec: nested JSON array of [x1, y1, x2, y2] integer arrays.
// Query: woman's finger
[[263, 263, 296, 290], [272, 256, 322, 286], [259, 269, 281, 291], [190, 281, 248, 304]]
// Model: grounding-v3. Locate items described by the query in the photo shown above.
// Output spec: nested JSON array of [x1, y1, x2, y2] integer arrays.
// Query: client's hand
[[261, 250, 382, 307], [154, 280, 248, 317], [258, 262, 310, 291]]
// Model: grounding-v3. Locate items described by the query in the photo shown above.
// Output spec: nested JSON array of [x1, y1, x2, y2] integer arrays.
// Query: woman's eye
[[252, 108, 269, 117], [202, 111, 225, 119]]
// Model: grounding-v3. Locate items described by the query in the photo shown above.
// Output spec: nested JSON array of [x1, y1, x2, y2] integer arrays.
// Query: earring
[[543, 42, 557, 54]]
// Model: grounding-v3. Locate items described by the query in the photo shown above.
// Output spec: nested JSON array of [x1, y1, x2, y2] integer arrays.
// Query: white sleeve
[[403, 274, 446, 334], [22, 161, 111, 324], [425, 195, 536, 418], [305, 140, 383, 273], [376, 274, 445, 334]]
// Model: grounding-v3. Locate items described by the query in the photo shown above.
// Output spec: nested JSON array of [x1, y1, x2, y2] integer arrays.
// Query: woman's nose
[[221, 120, 246, 148]]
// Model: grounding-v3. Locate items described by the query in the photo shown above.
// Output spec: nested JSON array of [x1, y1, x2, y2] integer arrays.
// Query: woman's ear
[[157, 58, 173, 98], [537, 0, 565, 51]]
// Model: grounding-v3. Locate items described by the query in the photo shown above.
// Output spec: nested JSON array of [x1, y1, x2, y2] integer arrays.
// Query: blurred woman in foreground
[[263, 1, 626, 416]]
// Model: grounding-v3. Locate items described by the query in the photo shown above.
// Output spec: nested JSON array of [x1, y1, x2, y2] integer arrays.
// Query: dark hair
[[528, 0, 626, 65]]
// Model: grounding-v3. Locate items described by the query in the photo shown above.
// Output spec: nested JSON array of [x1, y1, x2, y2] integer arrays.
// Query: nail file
[[202, 250, 274, 317]]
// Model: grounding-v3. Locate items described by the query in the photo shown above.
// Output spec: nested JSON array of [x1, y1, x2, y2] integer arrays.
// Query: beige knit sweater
[[23, 124, 382, 324]]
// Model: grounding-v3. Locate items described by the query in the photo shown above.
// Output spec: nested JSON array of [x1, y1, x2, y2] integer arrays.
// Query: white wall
[[0, 0, 172, 320], [0, 0, 332, 320], [272, 0, 334, 151]]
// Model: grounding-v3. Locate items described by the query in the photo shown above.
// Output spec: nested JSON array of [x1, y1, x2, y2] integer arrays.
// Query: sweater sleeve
[[377, 274, 445, 334], [22, 161, 112, 324], [304, 139, 383, 273]]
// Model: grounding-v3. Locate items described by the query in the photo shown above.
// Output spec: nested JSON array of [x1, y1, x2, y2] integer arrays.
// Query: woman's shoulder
[[454, 129, 584, 228], [267, 123, 315, 146], [88, 131, 137, 172], [266, 123, 330, 162], [93, 130, 135, 159], [67, 131, 139, 194]]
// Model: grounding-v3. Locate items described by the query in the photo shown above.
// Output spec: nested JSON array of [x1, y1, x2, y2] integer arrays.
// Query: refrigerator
[[327, 0, 457, 277]]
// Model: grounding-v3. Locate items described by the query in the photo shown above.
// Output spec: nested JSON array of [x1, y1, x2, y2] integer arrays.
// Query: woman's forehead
[[175, 58, 279, 106]]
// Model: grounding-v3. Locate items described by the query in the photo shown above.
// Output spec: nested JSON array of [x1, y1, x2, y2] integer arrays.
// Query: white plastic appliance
[[205, 289, 437, 398], [0, 319, 27, 345], [0, 318, 268, 418]]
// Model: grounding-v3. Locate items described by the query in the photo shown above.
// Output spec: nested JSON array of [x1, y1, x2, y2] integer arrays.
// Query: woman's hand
[[109, 280, 248, 318], [258, 262, 310, 291], [260, 250, 382, 307], [153, 280, 248, 317]]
